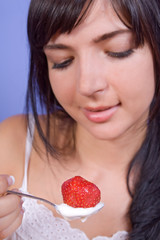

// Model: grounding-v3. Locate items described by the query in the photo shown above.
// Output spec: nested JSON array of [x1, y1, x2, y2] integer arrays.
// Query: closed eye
[[52, 58, 74, 70], [107, 49, 134, 58]]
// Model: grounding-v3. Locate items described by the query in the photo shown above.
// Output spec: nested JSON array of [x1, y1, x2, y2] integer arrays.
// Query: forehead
[[49, 0, 128, 45]]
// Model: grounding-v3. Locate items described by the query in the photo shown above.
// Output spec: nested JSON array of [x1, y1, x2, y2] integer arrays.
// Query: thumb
[[0, 175, 15, 194]]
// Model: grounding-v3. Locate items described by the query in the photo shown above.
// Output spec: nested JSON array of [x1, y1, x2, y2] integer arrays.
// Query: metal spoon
[[7, 190, 56, 207], [7, 190, 104, 222]]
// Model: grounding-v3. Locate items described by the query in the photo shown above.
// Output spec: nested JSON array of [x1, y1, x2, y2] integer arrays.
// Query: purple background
[[0, 0, 31, 122]]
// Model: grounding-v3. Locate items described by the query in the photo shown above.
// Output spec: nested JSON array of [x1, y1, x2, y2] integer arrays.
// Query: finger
[[0, 194, 22, 217], [0, 175, 15, 195], [0, 202, 23, 231], [0, 210, 24, 239]]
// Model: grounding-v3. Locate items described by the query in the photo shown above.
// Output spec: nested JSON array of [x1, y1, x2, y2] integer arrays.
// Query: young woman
[[0, 0, 160, 239]]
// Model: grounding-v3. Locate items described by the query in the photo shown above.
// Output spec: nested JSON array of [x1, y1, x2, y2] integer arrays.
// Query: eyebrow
[[44, 43, 72, 51], [44, 29, 131, 51], [93, 29, 130, 43]]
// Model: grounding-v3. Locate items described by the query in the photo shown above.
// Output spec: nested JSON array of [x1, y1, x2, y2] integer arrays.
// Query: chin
[[86, 126, 124, 141]]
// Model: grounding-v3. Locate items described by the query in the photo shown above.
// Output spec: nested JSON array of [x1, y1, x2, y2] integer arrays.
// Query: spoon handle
[[7, 190, 56, 208]]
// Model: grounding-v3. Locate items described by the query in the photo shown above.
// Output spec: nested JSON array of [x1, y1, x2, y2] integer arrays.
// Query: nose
[[77, 52, 108, 96]]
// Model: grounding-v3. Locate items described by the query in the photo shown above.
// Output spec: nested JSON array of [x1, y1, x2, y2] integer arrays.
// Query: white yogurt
[[55, 202, 104, 222]]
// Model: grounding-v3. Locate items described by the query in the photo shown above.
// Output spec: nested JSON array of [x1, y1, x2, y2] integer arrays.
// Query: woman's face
[[44, 0, 155, 141]]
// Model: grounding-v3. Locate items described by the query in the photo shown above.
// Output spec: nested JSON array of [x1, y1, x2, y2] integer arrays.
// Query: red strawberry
[[61, 176, 101, 208]]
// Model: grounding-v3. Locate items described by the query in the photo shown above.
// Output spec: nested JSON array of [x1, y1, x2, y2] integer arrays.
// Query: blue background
[[0, 0, 31, 122]]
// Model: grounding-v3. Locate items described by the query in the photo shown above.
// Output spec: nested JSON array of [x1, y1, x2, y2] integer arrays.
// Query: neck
[[75, 124, 146, 171]]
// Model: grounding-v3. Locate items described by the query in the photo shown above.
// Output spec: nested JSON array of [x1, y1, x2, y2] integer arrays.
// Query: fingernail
[[7, 176, 15, 186]]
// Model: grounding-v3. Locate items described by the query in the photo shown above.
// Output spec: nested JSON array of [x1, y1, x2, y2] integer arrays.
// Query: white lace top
[[6, 116, 129, 240]]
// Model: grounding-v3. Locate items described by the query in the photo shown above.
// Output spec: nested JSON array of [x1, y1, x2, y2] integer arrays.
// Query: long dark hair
[[26, 0, 160, 239]]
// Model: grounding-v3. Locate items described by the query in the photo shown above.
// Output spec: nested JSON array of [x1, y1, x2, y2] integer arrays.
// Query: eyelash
[[52, 58, 73, 70], [107, 49, 134, 58], [52, 49, 134, 70]]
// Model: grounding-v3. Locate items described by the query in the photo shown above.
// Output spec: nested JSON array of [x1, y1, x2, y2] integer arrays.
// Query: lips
[[82, 104, 119, 123], [85, 106, 113, 112]]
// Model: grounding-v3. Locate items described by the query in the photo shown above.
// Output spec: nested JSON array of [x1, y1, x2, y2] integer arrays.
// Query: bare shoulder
[[0, 115, 27, 187]]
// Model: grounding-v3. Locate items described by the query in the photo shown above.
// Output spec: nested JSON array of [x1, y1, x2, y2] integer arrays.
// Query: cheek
[[49, 72, 76, 106], [112, 49, 155, 109]]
